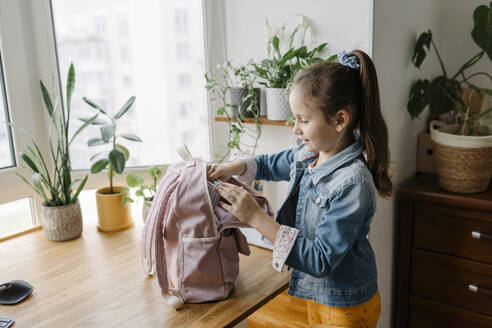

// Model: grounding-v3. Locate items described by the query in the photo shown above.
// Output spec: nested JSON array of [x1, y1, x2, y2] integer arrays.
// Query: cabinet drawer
[[413, 203, 492, 263], [409, 295, 492, 328], [411, 249, 492, 317]]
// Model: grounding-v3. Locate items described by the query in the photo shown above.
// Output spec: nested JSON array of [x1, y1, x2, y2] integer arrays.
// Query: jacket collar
[[301, 135, 364, 185]]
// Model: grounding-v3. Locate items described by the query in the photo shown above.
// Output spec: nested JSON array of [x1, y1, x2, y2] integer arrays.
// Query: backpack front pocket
[[181, 238, 225, 302], [218, 232, 240, 283]]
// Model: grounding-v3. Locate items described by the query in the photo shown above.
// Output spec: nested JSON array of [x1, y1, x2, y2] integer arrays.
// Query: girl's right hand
[[207, 161, 245, 182]]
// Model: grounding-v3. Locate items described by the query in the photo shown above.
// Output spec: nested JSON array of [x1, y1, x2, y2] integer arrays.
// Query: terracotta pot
[[40, 200, 82, 241], [95, 186, 133, 232]]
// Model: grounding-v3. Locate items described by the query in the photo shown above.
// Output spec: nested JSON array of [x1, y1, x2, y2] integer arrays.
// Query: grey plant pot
[[40, 200, 83, 241], [266, 88, 292, 121], [228, 87, 261, 118]]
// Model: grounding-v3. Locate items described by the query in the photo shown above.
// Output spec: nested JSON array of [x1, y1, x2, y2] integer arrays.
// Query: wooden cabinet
[[396, 174, 492, 328]]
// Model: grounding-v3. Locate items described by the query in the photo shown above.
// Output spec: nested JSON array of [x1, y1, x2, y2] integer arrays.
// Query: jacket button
[[315, 196, 321, 204]]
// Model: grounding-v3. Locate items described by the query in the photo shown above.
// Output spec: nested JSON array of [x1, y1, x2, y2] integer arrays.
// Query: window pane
[[0, 50, 15, 170], [0, 198, 35, 239], [51, 0, 209, 170]]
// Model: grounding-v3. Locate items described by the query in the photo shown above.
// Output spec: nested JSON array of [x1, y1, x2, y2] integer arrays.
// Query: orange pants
[[307, 292, 381, 327]]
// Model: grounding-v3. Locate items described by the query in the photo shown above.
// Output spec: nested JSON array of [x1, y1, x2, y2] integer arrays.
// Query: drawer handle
[[471, 231, 492, 242], [469, 284, 492, 297]]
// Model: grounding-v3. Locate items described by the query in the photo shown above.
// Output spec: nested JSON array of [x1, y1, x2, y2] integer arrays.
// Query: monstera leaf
[[412, 30, 433, 68], [471, 2, 492, 61]]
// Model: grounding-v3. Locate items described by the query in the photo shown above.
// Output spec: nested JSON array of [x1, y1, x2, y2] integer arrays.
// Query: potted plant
[[205, 63, 262, 163], [408, 2, 492, 193], [83, 95, 143, 231], [123, 164, 168, 222], [12, 64, 96, 241], [225, 61, 262, 118], [253, 16, 335, 120]]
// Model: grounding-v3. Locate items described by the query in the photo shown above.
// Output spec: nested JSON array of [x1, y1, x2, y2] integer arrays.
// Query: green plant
[[252, 16, 336, 91], [408, 2, 492, 135], [11, 64, 96, 206], [83, 96, 142, 194], [205, 61, 262, 162], [122, 164, 169, 206]]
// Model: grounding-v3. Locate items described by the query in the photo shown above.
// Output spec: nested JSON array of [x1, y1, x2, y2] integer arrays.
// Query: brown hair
[[292, 50, 392, 198]]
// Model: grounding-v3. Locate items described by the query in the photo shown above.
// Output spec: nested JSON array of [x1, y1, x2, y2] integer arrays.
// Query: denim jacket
[[241, 136, 378, 307]]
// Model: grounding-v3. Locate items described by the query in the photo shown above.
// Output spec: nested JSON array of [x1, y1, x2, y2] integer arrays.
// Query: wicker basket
[[430, 120, 492, 193]]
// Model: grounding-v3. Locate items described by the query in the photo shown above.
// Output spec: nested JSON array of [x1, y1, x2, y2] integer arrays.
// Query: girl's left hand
[[215, 182, 261, 225]]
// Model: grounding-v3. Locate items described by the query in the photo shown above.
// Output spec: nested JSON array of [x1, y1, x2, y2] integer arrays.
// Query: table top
[[0, 220, 290, 328]]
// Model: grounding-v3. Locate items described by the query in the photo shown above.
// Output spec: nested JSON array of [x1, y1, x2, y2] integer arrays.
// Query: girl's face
[[289, 86, 343, 156]]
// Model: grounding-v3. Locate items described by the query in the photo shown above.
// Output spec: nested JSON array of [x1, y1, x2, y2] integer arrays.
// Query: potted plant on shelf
[[252, 16, 335, 121], [205, 62, 262, 163], [407, 2, 492, 193], [83, 95, 143, 231], [226, 61, 262, 118], [13, 64, 96, 241], [123, 164, 168, 222]]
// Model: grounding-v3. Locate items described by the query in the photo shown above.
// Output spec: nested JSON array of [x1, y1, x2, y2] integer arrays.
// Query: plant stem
[[431, 40, 447, 77], [452, 51, 484, 80]]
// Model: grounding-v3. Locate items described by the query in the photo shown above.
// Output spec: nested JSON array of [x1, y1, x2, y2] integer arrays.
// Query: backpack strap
[[141, 169, 179, 276]]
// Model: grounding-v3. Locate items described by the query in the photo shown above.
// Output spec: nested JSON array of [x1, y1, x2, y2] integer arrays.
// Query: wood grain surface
[[0, 220, 290, 328]]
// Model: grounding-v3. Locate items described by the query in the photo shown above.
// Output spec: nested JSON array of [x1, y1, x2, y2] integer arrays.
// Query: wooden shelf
[[214, 116, 291, 126]]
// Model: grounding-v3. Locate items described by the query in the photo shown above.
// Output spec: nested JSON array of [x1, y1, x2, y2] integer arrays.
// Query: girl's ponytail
[[351, 50, 392, 198]]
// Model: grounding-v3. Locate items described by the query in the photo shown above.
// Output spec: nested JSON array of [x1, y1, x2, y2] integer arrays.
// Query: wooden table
[[0, 220, 290, 327]]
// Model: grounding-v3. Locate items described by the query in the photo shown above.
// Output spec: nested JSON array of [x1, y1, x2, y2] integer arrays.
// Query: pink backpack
[[141, 146, 274, 309]]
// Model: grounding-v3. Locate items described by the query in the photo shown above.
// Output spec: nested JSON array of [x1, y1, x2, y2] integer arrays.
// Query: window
[[0, 52, 14, 170], [51, 0, 209, 168], [178, 73, 192, 91], [179, 101, 193, 118], [176, 42, 190, 61], [0, 198, 35, 239], [174, 8, 188, 34]]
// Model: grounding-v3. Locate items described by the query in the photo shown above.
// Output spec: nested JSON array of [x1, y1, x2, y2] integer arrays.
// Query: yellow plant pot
[[95, 186, 133, 232]]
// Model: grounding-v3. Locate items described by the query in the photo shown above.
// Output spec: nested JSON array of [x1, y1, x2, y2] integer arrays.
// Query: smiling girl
[[207, 49, 391, 327]]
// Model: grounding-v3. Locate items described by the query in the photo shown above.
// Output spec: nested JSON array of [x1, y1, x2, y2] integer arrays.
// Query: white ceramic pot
[[40, 200, 83, 241], [142, 200, 152, 223], [266, 88, 291, 121]]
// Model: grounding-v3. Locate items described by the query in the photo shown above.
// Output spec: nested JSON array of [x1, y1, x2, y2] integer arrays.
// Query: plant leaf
[[71, 175, 88, 203], [429, 76, 461, 116], [66, 63, 75, 113], [122, 196, 134, 206], [412, 30, 432, 68], [126, 173, 144, 187], [115, 144, 129, 160], [108, 148, 126, 174], [79, 116, 107, 125], [471, 2, 492, 61], [88, 138, 105, 147], [40, 81, 53, 117], [100, 124, 116, 142], [20, 152, 39, 173], [120, 133, 143, 142], [272, 36, 280, 57], [90, 158, 108, 173], [70, 114, 99, 145], [33, 173, 49, 202], [83, 97, 107, 115], [407, 79, 431, 118], [114, 96, 136, 119]]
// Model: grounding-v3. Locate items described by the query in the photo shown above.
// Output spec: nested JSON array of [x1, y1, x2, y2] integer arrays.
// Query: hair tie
[[337, 50, 360, 70]]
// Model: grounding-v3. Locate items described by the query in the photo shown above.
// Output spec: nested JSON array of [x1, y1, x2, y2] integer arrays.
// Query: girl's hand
[[207, 161, 245, 182], [215, 182, 262, 225]]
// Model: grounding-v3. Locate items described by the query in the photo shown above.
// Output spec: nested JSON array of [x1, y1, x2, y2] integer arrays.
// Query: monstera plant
[[408, 2, 492, 194]]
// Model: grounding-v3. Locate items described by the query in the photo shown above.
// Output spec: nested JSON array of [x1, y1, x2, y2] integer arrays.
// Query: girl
[[208, 49, 391, 327]]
